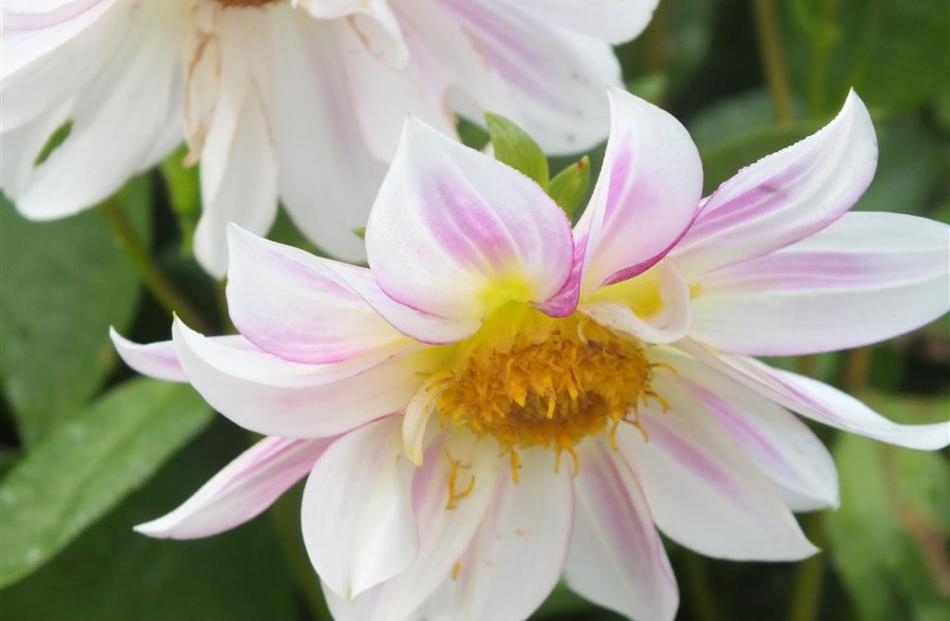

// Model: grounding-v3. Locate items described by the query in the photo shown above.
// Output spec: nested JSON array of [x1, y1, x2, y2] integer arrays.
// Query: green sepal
[[548, 155, 591, 220], [485, 112, 550, 189]]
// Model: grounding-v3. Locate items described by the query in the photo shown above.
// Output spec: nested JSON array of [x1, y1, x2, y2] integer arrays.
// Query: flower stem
[[102, 197, 211, 333], [753, 0, 795, 124], [786, 513, 826, 621], [682, 552, 722, 621]]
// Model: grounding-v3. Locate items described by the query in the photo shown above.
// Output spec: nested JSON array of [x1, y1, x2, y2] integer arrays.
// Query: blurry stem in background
[[786, 513, 827, 621], [795, 355, 818, 378], [645, 0, 667, 75], [102, 197, 211, 334], [805, 0, 840, 116], [682, 552, 722, 621], [752, 0, 795, 124], [844, 347, 873, 393], [215, 279, 235, 334]]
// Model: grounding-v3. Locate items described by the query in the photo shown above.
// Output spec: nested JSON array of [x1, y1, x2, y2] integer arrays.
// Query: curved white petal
[[297, 0, 408, 66], [171, 318, 434, 439], [303, 417, 418, 599], [135, 435, 331, 539], [652, 348, 839, 511], [675, 91, 877, 274], [620, 376, 817, 561], [110, 329, 186, 383], [565, 438, 678, 621], [582, 262, 692, 344], [680, 341, 950, 451], [690, 212, 950, 355], [497, 0, 659, 44], [575, 89, 703, 299], [226, 225, 409, 364], [365, 119, 574, 320]]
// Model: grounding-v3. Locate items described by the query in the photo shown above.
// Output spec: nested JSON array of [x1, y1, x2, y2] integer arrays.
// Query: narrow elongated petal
[[575, 89, 703, 298], [324, 433, 501, 621], [681, 341, 950, 450], [302, 418, 418, 599], [135, 436, 331, 539], [110, 329, 186, 383], [690, 212, 950, 355], [675, 91, 877, 274], [565, 439, 678, 621], [652, 349, 839, 511], [499, 0, 659, 44], [365, 119, 574, 320], [226, 225, 408, 364], [416, 448, 573, 621], [620, 376, 817, 560], [171, 318, 433, 439]]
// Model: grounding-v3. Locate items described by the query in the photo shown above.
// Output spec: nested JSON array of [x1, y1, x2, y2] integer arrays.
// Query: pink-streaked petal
[[582, 262, 692, 345], [690, 212, 950, 355], [565, 438, 678, 621], [365, 118, 574, 321], [135, 435, 331, 539], [110, 329, 186, 383], [680, 340, 950, 450], [226, 225, 408, 364], [302, 417, 418, 599], [171, 318, 436, 439], [323, 432, 502, 621], [620, 373, 817, 560], [416, 448, 573, 621], [499, 0, 659, 44], [575, 88, 702, 299], [652, 348, 838, 511], [675, 91, 877, 274]]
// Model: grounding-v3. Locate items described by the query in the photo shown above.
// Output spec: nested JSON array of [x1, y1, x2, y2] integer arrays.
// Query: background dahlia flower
[[112, 89, 949, 621], [0, 0, 656, 276]]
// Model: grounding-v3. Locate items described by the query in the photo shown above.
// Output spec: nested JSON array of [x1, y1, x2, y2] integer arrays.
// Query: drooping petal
[[365, 119, 574, 320], [680, 341, 950, 451], [414, 448, 573, 621], [690, 211, 950, 355], [110, 329, 186, 383], [575, 88, 703, 299], [302, 418, 418, 599], [171, 318, 436, 439], [323, 432, 502, 621], [499, 0, 658, 44], [620, 375, 817, 560], [565, 438, 678, 621], [135, 435, 331, 539], [675, 91, 877, 274], [581, 262, 692, 344], [652, 348, 839, 511]]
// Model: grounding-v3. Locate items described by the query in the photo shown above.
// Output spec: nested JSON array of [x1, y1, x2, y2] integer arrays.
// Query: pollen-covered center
[[436, 305, 655, 457]]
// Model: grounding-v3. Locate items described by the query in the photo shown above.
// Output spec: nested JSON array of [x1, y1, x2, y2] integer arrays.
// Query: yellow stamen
[[445, 451, 476, 510]]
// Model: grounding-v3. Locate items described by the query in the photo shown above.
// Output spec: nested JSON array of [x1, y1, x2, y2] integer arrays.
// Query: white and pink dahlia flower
[[0, 0, 656, 275], [113, 88, 950, 621]]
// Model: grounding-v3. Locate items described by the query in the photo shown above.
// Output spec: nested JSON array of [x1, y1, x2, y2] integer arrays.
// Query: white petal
[[496, 0, 659, 44], [675, 91, 877, 274], [565, 438, 678, 621], [365, 119, 574, 320], [620, 375, 817, 560], [690, 211, 950, 355], [303, 418, 418, 599], [171, 318, 434, 439], [680, 341, 950, 451], [576, 88, 703, 299], [297, 0, 408, 66], [110, 329, 186, 383], [135, 436, 331, 539]]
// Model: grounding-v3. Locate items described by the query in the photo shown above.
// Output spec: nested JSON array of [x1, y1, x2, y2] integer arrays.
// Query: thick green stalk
[[753, 0, 795, 124]]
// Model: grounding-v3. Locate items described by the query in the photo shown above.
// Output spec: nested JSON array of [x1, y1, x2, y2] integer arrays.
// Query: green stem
[[102, 198, 211, 333], [786, 513, 826, 621], [844, 347, 873, 393], [752, 0, 795, 124], [215, 279, 235, 334], [682, 552, 722, 621]]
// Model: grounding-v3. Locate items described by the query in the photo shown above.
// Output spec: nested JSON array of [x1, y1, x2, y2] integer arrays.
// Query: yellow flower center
[[436, 304, 655, 466]]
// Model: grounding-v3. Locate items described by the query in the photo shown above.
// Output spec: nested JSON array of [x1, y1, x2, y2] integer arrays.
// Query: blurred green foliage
[[0, 0, 947, 619]]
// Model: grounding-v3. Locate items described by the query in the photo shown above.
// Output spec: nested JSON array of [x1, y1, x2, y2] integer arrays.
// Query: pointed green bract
[[548, 156, 591, 220], [485, 112, 550, 190]]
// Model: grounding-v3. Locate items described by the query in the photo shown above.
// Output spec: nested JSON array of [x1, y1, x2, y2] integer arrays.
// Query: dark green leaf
[[485, 112, 550, 189], [0, 379, 211, 587], [0, 178, 151, 444], [548, 156, 591, 220]]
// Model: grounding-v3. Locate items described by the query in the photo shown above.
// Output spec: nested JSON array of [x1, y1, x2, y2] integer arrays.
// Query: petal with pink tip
[[365, 119, 574, 320], [680, 341, 950, 450], [675, 91, 877, 274], [575, 88, 702, 298], [620, 375, 817, 560], [302, 417, 418, 599], [564, 438, 678, 621], [110, 329, 186, 383], [135, 435, 331, 539], [171, 318, 438, 439], [689, 212, 950, 355]]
